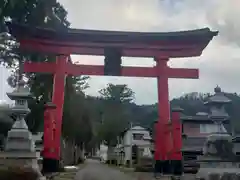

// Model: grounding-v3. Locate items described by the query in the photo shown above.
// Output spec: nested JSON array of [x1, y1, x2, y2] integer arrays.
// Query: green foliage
[[99, 83, 135, 103], [133, 92, 240, 134], [0, 0, 94, 150], [170, 92, 240, 133], [97, 84, 135, 146], [110, 91, 240, 136]]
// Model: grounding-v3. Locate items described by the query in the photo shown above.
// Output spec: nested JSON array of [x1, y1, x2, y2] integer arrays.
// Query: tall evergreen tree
[[98, 84, 135, 146], [0, 1, 92, 148]]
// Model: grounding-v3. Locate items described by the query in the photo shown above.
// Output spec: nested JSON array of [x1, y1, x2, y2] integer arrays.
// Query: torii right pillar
[[154, 57, 189, 175], [155, 57, 172, 174]]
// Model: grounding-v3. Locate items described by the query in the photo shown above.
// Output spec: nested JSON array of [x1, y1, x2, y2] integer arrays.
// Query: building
[[182, 112, 230, 162], [182, 112, 229, 154], [97, 143, 108, 162], [119, 125, 153, 165]]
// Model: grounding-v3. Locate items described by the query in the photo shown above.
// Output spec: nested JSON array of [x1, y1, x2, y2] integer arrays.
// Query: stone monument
[[0, 80, 43, 179], [196, 86, 239, 180]]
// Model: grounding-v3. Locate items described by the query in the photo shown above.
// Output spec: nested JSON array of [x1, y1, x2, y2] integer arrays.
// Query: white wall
[[123, 131, 131, 162], [122, 126, 152, 163], [99, 144, 108, 161], [200, 124, 227, 133]]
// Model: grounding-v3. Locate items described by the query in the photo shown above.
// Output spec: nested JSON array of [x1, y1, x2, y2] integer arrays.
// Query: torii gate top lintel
[[6, 22, 218, 58], [4, 22, 219, 172]]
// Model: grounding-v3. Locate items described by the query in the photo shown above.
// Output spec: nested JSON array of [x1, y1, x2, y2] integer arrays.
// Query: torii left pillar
[[154, 57, 172, 175], [44, 55, 68, 172]]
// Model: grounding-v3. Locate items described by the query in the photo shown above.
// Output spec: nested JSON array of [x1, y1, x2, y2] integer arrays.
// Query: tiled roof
[[181, 114, 210, 121], [181, 114, 229, 123], [6, 22, 218, 57], [7, 22, 218, 44]]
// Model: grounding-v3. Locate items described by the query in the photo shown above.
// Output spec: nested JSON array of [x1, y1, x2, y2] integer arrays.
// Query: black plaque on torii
[[104, 48, 122, 76]]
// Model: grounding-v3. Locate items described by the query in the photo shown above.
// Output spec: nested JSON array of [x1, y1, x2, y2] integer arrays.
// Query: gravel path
[[74, 159, 137, 180]]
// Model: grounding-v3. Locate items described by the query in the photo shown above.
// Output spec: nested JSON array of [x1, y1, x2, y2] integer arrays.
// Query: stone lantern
[[196, 87, 239, 180], [205, 86, 231, 133], [0, 80, 43, 178], [5, 80, 34, 152]]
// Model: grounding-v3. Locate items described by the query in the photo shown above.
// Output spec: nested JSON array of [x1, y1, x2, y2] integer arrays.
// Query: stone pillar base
[[42, 158, 59, 173], [162, 160, 172, 174], [0, 152, 40, 169], [154, 160, 172, 174], [155, 160, 183, 175], [154, 160, 163, 175], [171, 160, 183, 175]]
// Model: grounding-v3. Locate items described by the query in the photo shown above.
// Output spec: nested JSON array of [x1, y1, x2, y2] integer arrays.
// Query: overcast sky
[[1, 0, 240, 105]]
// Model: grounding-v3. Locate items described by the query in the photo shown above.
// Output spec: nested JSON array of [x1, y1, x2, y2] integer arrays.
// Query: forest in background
[[0, 1, 240, 152]]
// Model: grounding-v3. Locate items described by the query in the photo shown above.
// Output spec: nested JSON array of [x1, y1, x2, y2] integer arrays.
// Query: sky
[[1, 0, 240, 105]]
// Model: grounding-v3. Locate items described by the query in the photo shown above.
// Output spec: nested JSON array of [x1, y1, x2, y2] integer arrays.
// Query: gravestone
[[0, 80, 44, 179], [196, 87, 239, 180]]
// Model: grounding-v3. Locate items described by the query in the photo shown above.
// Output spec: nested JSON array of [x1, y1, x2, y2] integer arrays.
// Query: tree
[[99, 83, 135, 103], [61, 75, 96, 150], [98, 84, 135, 147], [0, 1, 69, 131], [0, 0, 93, 148]]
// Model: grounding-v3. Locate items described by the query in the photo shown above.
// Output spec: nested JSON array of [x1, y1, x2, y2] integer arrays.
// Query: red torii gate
[[7, 22, 218, 173]]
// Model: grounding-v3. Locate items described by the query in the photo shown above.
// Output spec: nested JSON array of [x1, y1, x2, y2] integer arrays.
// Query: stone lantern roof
[[6, 80, 32, 100], [205, 86, 231, 122], [204, 86, 231, 105]]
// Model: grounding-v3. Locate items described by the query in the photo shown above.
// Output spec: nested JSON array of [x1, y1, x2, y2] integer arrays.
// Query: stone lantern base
[[0, 152, 44, 179], [0, 151, 38, 168], [196, 133, 239, 180]]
